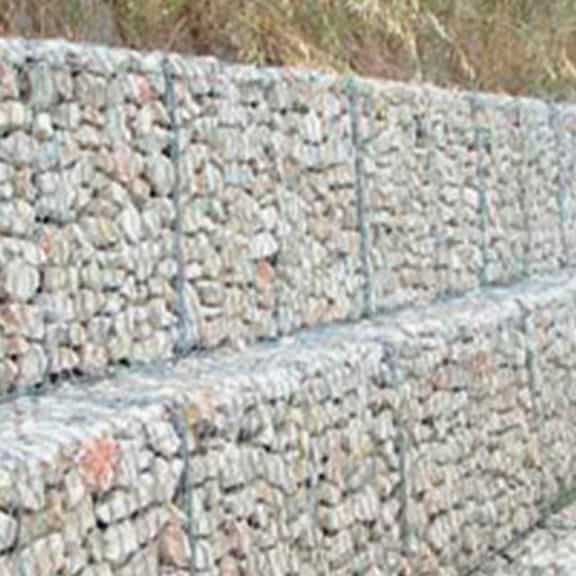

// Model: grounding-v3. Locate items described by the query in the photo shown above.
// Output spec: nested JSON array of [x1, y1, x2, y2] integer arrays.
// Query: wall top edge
[[0, 36, 575, 117]]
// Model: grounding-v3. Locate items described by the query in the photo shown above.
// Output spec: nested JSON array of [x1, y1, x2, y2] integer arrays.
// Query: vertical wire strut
[[569, 118, 576, 268], [517, 103, 531, 280], [346, 77, 375, 319], [379, 341, 412, 561], [470, 94, 491, 288], [549, 103, 569, 268], [423, 92, 445, 300], [162, 58, 198, 357], [518, 304, 549, 519], [303, 384, 330, 576], [169, 403, 196, 576]]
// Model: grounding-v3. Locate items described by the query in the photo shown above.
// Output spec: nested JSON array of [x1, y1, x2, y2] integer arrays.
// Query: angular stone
[[64, 469, 88, 509], [15, 533, 65, 576], [0, 304, 44, 339], [0, 511, 17, 552], [28, 63, 58, 108], [118, 206, 142, 244], [16, 345, 48, 387], [0, 60, 18, 100], [36, 172, 76, 224], [117, 542, 158, 576], [135, 507, 169, 546], [250, 233, 279, 260], [0, 101, 28, 133], [146, 421, 180, 458], [0, 259, 39, 301], [160, 508, 191, 568], [0, 558, 14, 576], [76, 73, 109, 109], [0, 132, 39, 166], [0, 161, 13, 183], [54, 103, 82, 130], [63, 494, 96, 545], [100, 520, 139, 566], [0, 200, 35, 236], [82, 217, 120, 248], [95, 480, 155, 525], [144, 153, 175, 196], [0, 470, 14, 511], [33, 113, 53, 141], [80, 565, 113, 576], [76, 436, 121, 495], [192, 540, 215, 572]]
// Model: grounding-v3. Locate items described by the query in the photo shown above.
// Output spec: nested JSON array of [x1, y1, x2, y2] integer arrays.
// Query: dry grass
[[1, 0, 575, 100]]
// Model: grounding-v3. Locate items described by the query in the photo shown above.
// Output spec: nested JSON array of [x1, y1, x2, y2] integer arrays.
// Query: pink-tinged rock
[[135, 75, 158, 105], [0, 359, 17, 393], [222, 519, 252, 559], [80, 343, 108, 373], [0, 61, 18, 100], [325, 435, 345, 490], [76, 436, 121, 495], [220, 556, 241, 576], [52, 347, 79, 374], [257, 259, 275, 309], [200, 318, 227, 349], [0, 101, 28, 131], [0, 304, 44, 339], [0, 557, 14, 576], [5, 336, 29, 356], [160, 513, 191, 568], [111, 144, 143, 184]]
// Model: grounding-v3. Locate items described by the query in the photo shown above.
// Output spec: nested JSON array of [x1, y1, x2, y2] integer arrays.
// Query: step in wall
[[1, 272, 575, 575], [1, 39, 576, 393]]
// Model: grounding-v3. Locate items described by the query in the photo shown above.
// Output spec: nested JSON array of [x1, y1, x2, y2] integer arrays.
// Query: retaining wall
[[2, 39, 576, 393], [1, 273, 576, 575], [2, 38, 576, 576]]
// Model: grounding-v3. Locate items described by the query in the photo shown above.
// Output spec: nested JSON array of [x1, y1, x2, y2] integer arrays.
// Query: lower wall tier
[[1, 271, 575, 576]]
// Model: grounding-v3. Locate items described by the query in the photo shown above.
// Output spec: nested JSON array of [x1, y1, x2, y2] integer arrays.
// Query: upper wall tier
[[1, 38, 575, 393]]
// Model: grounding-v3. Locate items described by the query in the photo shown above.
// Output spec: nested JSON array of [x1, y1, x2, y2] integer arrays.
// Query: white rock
[[100, 520, 140, 566], [0, 512, 17, 552], [1, 260, 39, 301], [16, 533, 65, 576], [146, 421, 180, 457], [0, 132, 39, 166], [33, 113, 53, 141], [0, 162, 14, 184], [118, 206, 142, 244], [79, 564, 114, 576], [145, 154, 175, 196], [250, 233, 279, 260], [0, 102, 28, 132], [16, 345, 48, 387]]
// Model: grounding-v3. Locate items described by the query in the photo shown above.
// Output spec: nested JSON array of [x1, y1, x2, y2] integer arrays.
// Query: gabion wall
[[1, 38, 576, 576], [1, 39, 576, 394], [1, 273, 576, 575]]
